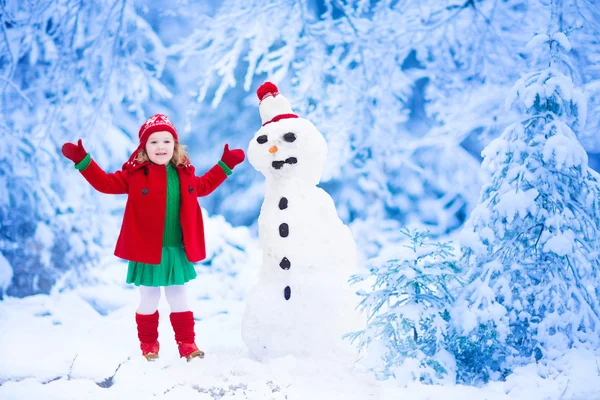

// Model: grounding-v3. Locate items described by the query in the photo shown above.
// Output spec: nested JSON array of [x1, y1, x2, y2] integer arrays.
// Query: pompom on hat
[[256, 82, 298, 126], [123, 113, 186, 169]]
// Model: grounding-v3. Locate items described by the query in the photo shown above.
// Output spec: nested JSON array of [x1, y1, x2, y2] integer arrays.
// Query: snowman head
[[248, 82, 327, 186]]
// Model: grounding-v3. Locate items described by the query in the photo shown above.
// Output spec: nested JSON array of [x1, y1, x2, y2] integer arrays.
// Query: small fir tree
[[347, 228, 461, 384]]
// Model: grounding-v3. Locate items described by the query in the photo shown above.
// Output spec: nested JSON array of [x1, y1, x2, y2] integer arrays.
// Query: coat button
[[189, 186, 194, 193], [142, 188, 148, 195]]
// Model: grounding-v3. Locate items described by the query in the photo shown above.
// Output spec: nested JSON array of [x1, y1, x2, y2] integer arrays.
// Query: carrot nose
[[269, 146, 278, 154]]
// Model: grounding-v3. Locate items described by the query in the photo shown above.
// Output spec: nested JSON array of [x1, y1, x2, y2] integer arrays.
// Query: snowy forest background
[[1, 0, 600, 389]]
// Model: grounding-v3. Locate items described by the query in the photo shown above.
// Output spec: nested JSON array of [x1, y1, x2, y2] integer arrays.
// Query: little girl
[[61, 114, 245, 361]]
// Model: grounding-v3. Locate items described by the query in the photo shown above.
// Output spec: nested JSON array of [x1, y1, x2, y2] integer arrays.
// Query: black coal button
[[279, 197, 288, 210], [279, 223, 289, 237], [279, 257, 290, 270]]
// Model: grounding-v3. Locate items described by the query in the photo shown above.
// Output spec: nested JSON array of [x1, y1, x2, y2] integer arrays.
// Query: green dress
[[126, 163, 197, 286]]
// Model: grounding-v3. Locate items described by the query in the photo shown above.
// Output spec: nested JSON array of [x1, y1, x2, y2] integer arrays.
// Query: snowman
[[241, 82, 362, 359]]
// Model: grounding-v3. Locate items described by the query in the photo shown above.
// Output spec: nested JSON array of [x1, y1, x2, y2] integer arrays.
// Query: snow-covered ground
[[1, 218, 599, 399]]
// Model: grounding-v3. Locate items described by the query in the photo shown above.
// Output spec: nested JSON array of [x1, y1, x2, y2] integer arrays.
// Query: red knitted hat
[[123, 114, 183, 169], [256, 82, 298, 126], [138, 113, 178, 145]]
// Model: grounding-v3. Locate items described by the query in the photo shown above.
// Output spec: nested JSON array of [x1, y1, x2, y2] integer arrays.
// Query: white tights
[[137, 285, 190, 314]]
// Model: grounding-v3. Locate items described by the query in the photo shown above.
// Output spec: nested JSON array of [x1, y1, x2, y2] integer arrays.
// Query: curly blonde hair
[[134, 142, 189, 166]]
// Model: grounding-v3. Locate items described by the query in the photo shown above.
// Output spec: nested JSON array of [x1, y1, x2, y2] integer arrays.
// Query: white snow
[[458, 224, 488, 255], [494, 188, 539, 224], [523, 82, 545, 109], [453, 260, 510, 336], [542, 229, 575, 256], [34, 222, 54, 267], [551, 32, 572, 52], [507, 68, 587, 135], [0, 252, 13, 295], [542, 125, 588, 171], [525, 34, 550, 53], [1, 234, 600, 398], [545, 72, 575, 102], [0, 281, 378, 400], [572, 84, 588, 130]]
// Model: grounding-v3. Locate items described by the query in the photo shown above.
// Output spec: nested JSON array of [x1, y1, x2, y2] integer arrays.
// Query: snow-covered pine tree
[[347, 228, 461, 384], [451, 27, 600, 383]]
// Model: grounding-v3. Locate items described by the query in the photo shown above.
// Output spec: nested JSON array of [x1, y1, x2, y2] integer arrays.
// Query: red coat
[[80, 160, 227, 264]]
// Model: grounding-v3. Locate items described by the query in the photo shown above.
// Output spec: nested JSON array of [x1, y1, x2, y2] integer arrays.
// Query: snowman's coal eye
[[283, 132, 296, 142], [256, 135, 268, 144]]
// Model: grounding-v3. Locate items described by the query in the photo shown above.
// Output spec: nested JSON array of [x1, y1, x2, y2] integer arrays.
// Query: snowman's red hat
[[256, 82, 298, 126]]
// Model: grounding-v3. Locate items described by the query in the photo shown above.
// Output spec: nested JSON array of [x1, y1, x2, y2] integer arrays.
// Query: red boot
[[170, 311, 205, 361], [135, 311, 160, 361]]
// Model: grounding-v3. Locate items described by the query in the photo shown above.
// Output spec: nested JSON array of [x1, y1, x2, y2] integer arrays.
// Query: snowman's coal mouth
[[272, 157, 298, 170]]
